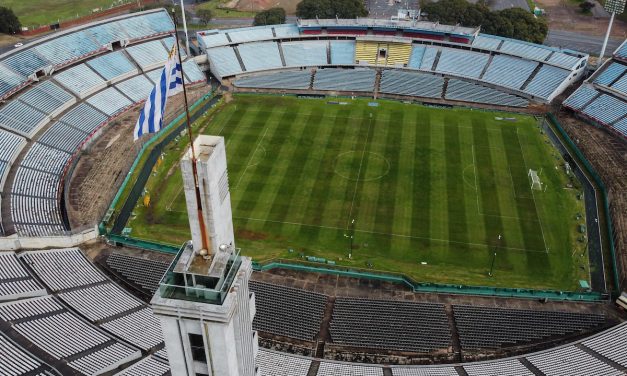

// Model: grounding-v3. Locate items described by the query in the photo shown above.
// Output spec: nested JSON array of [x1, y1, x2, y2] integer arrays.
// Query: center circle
[[333, 151, 391, 181]]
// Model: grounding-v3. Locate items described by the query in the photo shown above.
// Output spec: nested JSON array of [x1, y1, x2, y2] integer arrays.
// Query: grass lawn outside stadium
[[127, 95, 590, 290]]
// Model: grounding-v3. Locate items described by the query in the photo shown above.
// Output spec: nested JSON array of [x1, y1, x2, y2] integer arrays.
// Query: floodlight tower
[[599, 0, 625, 66], [152, 136, 258, 376]]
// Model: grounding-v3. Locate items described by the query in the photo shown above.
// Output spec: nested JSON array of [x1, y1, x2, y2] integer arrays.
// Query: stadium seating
[[0, 252, 46, 301], [355, 41, 379, 65], [391, 366, 458, 376], [0, 65, 28, 100], [407, 45, 426, 68], [283, 41, 328, 67], [563, 85, 600, 110], [257, 349, 311, 376], [17, 81, 75, 118], [379, 70, 444, 98], [182, 60, 206, 83], [523, 64, 571, 99], [313, 69, 376, 91], [238, 42, 284, 72], [499, 39, 552, 61], [610, 74, 627, 93], [435, 48, 489, 78], [114, 74, 155, 103], [419, 47, 439, 71], [227, 26, 274, 43], [482, 55, 538, 89], [206, 46, 244, 78], [453, 305, 606, 350], [527, 346, 622, 375], [594, 62, 626, 86], [273, 24, 300, 38], [547, 52, 582, 70], [610, 116, 627, 137], [0, 128, 26, 173], [445, 79, 528, 107], [0, 100, 48, 138], [21, 248, 165, 351], [0, 332, 57, 375], [126, 39, 169, 70], [330, 297, 451, 353], [463, 359, 534, 376], [86, 87, 133, 116], [615, 40, 627, 59], [582, 323, 627, 367], [249, 280, 327, 341], [1, 48, 49, 77], [330, 41, 356, 65], [86, 51, 138, 82], [0, 295, 140, 374], [54, 63, 107, 98], [56, 103, 108, 134], [113, 356, 170, 376], [105, 252, 169, 294], [581, 94, 627, 125], [317, 362, 384, 376], [471, 34, 502, 50], [198, 31, 231, 49], [234, 70, 313, 90]]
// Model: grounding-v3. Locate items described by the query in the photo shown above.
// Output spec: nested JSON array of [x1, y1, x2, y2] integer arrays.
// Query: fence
[[547, 113, 620, 295]]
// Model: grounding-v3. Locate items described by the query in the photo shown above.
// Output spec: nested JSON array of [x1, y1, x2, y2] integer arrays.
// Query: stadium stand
[[610, 73, 627, 92], [86, 51, 138, 83], [563, 84, 600, 110], [182, 60, 206, 83], [206, 46, 244, 78], [249, 280, 327, 341], [355, 41, 379, 65], [435, 49, 489, 79], [54, 63, 107, 98], [471, 34, 502, 50], [56, 102, 109, 134], [228, 26, 274, 43], [330, 297, 451, 353], [481, 55, 538, 90], [86, 87, 133, 116], [379, 70, 444, 98], [582, 323, 627, 367], [0, 331, 58, 375], [257, 349, 311, 376], [0, 295, 140, 374], [17, 81, 76, 119], [0, 60, 33, 99], [499, 39, 552, 61], [0, 129, 26, 186], [523, 64, 571, 98], [391, 366, 458, 376], [234, 70, 312, 90], [580, 94, 627, 125], [238, 42, 284, 72], [21, 248, 165, 352], [197, 31, 231, 49], [313, 68, 376, 92], [445, 79, 529, 107], [594, 62, 626, 86], [0, 100, 48, 138], [330, 41, 356, 65], [453, 305, 606, 350], [126, 39, 169, 71], [0, 251, 46, 301], [113, 356, 170, 376], [283, 41, 329, 67], [317, 362, 384, 376], [463, 359, 534, 376], [273, 24, 300, 38], [114, 75, 155, 103], [527, 346, 622, 375], [407, 45, 425, 69], [105, 252, 169, 294], [419, 47, 439, 71]]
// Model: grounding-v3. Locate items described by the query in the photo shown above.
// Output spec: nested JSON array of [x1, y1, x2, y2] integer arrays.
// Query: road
[[544, 30, 623, 55]]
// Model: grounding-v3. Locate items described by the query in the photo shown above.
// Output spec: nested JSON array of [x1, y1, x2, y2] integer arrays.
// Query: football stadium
[[0, 1, 625, 375]]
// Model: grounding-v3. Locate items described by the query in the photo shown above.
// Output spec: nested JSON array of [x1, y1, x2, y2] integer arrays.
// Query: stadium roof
[[297, 18, 480, 37]]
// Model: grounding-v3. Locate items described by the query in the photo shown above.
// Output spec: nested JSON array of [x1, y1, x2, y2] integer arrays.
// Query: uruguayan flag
[[133, 45, 184, 140]]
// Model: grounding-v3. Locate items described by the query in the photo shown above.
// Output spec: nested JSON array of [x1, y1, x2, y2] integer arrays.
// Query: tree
[[579, 1, 595, 13], [296, 0, 368, 19], [253, 7, 286, 26], [0, 7, 20, 34], [421, 0, 547, 43], [196, 8, 213, 25]]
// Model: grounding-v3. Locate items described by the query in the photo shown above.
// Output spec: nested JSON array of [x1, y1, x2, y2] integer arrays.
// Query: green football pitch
[[127, 95, 589, 290]]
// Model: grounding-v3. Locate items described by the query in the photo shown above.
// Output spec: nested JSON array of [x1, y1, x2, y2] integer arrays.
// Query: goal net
[[528, 169, 541, 190]]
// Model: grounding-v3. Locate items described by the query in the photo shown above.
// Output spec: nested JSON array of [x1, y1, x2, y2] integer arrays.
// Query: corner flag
[[133, 44, 184, 140]]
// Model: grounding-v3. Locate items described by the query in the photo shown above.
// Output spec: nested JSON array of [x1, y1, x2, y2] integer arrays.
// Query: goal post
[[528, 169, 541, 190]]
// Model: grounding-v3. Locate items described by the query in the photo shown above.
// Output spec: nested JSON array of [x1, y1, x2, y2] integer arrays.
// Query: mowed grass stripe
[[298, 107, 359, 241], [444, 114, 469, 252], [371, 110, 403, 252], [410, 108, 432, 249], [472, 119, 507, 252], [261, 109, 324, 233], [428, 113, 449, 251]]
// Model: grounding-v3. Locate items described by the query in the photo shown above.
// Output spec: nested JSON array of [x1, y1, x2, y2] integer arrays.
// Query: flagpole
[[172, 9, 211, 253]]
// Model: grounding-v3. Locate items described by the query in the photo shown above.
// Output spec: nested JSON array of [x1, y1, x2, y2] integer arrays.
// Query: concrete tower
[[152, 135, 258, 376]]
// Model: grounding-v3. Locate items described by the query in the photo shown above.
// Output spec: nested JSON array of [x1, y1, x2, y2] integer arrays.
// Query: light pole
[[598, 0, 625, 67]]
